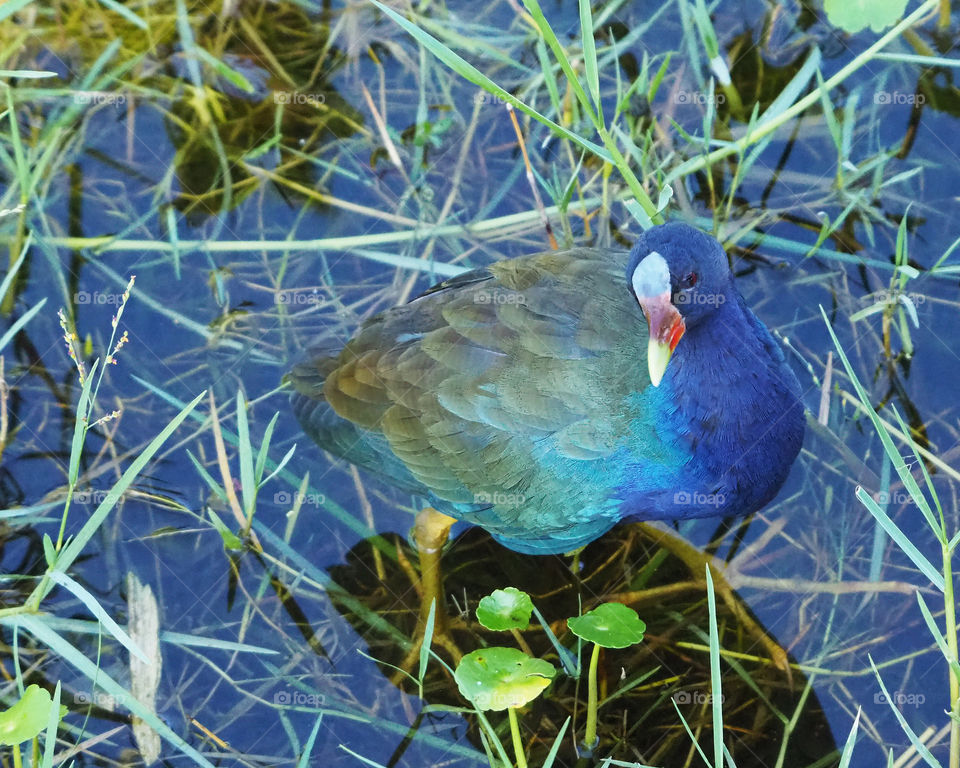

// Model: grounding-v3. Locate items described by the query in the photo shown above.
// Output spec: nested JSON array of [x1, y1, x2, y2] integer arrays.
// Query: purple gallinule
[[290, 222, 805, 646]]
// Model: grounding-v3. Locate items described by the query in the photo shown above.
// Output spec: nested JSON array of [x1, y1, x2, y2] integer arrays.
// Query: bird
[[289, 222, 805, 643]]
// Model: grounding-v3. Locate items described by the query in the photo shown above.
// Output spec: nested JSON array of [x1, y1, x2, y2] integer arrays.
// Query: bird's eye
[[681, 272, 698, 289]]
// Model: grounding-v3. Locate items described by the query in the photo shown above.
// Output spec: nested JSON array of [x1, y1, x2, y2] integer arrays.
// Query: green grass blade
[[855, 487, 944, 590], [370, 0, 610, 160], [541, 716, 570, 768], [296, 713, 324, 768], [255, 412, 279, 484], [68, 359, 99, 486], [821, 308, 939, 531], [12, 616, 218, 768], [418, 599, 436, 695], [96, 0, 147, 29], [259, 444, 296, 487], [869, 655, 941, 768], [55, 390, 206, 577], [48, 570, 147, 662], [837, 708, 860, 768], [40, 682, 62, 768], [578, 0, 600, 110], [235, 390, 255, 520], [916, 592, 960, 682], [706, 566, 723, 767], [187, 449, 228, 503], [0, 297, 46, 351], [522, 0, 598, 125]]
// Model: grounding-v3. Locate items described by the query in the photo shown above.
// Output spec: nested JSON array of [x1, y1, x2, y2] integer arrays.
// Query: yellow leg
[[391, 508, 462, 684], [413, 507, 457, 634]]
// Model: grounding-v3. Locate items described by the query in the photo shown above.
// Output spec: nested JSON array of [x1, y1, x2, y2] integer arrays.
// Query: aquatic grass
[[824, 306, 960, 768]]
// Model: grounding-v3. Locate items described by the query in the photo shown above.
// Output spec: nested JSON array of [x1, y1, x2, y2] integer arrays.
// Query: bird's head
[[626, 223, 734, 386]]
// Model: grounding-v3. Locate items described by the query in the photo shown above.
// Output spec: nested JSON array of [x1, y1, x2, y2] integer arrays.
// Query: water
[[2, 0, 959, 765]]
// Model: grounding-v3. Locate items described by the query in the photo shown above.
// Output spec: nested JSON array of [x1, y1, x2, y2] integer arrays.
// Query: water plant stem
[[943, 541, 959, 768], [508, 707, 527, 768], [584, 642, 600, 750]]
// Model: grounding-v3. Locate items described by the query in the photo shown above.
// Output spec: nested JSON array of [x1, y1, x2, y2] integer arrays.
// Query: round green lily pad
[[454, 647, 556, 711], [567, 603, 646, 649], [476, 587, 534, 631], [0, 684, 63, 746]]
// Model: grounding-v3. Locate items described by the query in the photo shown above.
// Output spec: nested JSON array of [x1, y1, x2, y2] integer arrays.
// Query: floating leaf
[[0, 684, 64, 746], [476, 588, 534, 631], [568, 603, 646, 649], [824, 0, 908, 34], [454, 647, 556, 711]]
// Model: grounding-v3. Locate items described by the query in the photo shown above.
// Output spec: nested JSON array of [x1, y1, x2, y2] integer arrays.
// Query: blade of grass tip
[[338, 746, 390, 768], [259, 444, 297, 488], [837, 708, 861, 768], [820, 307, 939, 528], [164, 207, 181, 279], [475, 710, 514, 767], [187, 449, 228, 502], [705, 565, 723, 768], [869, 654, 941, 768], [54, 390, 205, 577], [254, 413, 279, 485], [889, 405, 945, 527], [14, 616, 218, 768], [578, 0, 600, 111], [541, 716, 570, 768], [531, 604, 578, 676], [867, 455, 892, 585], [855, 487, 944, 590], [296, 713, 324, 768], [96, 0, 147, 29], [0, 297, 46, 352], [916, 592, 960, 683], [0, 239, 29, 302], [418, 599, 436, 696], [672, 699, 714, 766], [40, 681, 62, 768], [235, 391, 255, 521], [522, 0, 598, 124], [47, 571, 148, 662]]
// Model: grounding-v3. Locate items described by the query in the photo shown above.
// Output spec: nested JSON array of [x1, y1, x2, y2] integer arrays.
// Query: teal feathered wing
[[290, 248, 666, 553]]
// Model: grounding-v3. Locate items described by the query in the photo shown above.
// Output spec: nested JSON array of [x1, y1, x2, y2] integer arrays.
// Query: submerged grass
[[0, 0, 959, 765]]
